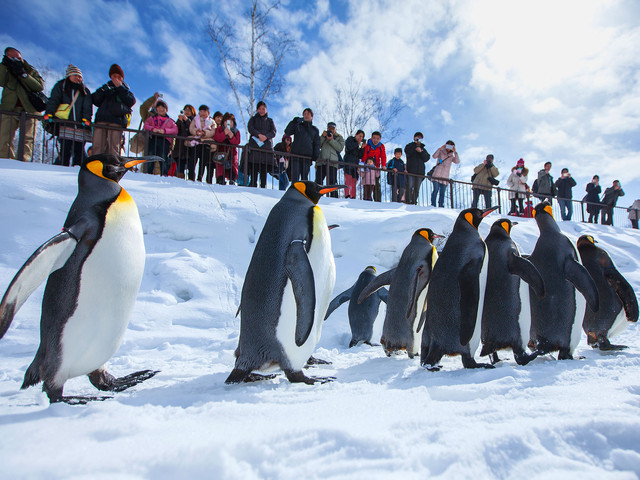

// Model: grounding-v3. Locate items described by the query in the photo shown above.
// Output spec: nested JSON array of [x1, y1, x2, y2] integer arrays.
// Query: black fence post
[[449, 180, 454, 208], [16, 111, 27, 162], [496, 187, 501, 213]]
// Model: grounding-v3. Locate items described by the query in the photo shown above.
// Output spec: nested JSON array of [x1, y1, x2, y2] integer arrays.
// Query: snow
[[1, 158, 640, 479]]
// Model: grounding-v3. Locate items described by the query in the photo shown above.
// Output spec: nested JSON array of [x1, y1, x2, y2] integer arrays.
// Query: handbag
[[27, 90, 48, 112], [426, 165, 436, 179], [54, 90, 80, 120], [129, 120, 145, 154]]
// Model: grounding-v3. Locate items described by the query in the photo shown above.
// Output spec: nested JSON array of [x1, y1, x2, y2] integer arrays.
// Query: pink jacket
[[359, 164, 380, 185], [144, 114, 178, 145], [431, 145, 460, 185], [213, 125, 241, 179]]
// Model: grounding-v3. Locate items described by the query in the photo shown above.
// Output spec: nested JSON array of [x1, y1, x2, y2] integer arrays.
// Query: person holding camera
[[284, 108, 320, 182], [361, 131, 386, 202], [506, 158, 529, 215], [554, 167, 577, 220], [172, 105, 196, 180], [343, 129, 365, 199], [91, 64, 136, 156], [584, 175, 602, 223], [471, 154, 499, 209], [430, 140, 459, 207], [0, 47, 44, 162], [316, 121, 344, 196], [404, 132, 430, 205], [535, 161, 555, 203], [213, 112, 241, 185], [601, 180, 625, 226]]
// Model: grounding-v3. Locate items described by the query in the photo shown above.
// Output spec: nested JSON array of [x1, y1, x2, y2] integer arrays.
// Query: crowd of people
[[0, 47, 638, 228]]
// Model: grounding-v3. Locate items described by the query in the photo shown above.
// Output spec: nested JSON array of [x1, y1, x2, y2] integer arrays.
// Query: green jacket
[[318, 132, 345, 164], [139, 95, 156, 123], [0, 59, 44, 113]]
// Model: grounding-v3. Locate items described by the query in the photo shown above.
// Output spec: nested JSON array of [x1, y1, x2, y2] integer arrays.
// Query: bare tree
[[207, 0, 296, 134], [326, 71, 404, 141]]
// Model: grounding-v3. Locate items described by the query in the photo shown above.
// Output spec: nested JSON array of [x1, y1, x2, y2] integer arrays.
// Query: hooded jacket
[[92, 80, 136, 127]]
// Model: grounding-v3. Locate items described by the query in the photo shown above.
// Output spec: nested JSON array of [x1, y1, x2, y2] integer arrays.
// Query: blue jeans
[[559, 198, 573, 220], [431, 181, 448, 207]]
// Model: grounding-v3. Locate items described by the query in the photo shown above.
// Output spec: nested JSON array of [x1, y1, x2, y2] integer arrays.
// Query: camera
[[180, 109, 184, 114], [226, 121, 231, 129], [326, 131, 332, 138], [445, 144, 454, 151]]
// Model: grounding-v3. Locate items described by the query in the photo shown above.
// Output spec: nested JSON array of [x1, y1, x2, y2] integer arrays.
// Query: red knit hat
[[108, 63, 124, 79], [517, 158, 525, 166]]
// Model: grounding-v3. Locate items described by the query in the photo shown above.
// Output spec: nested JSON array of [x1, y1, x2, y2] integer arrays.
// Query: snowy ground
[[1, 158, 640, 479]]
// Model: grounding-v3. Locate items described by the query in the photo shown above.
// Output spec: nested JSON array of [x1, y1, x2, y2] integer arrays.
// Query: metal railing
[[2, 109, 637, 229]]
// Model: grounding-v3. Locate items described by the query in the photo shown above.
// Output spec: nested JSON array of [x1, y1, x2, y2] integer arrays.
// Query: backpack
[[532, 179, 539, 194]]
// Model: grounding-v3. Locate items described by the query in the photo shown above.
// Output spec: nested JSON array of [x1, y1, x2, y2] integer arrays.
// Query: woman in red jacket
[[213, 112, 241, 185]]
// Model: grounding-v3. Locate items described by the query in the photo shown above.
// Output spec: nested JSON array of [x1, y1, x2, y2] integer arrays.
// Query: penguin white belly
[[571, 290, 587, 352], [608, 309, 629, 339], [276, 207, 335, 371], [412, 286, 429, 355], [469, 248, 488, 356], [56, 192, 144, 383], [518, 279, 532, 350]]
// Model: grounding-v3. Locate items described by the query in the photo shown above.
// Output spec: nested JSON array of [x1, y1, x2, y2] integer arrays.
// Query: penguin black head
[[458, 206, 499, 230], [83, 154, 163, 183], [490, 218, 518, 236], [412, 228, 442, 244], [292, 181, 346, 204], [364, 266, 377, 273], [532, 202, 554, 219], [577, 234, 598, 250]]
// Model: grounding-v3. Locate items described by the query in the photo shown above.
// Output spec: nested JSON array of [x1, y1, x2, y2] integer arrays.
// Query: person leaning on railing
[[404, 132, 430, 205], [213, 112, 241, 185], [143, 99, 177, 176], [343, 130, 365, 199], [554, 168, 577, 221], [601, 180, 625, 226], [172, 105, 195, 180], [430, 140, 459, 208], [471, 154, 499, 209], [584, 175, 601, 224], [189, 105, 215, 183], [246, 101, 277, 188], [506, 158, 528, 215]]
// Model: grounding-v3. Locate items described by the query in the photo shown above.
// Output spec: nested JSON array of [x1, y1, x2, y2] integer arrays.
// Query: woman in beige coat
[[506, 158, 529, 215], [430, 140, 459, 207]]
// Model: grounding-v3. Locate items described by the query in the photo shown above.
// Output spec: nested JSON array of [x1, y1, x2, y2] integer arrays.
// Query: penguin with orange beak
[[0, 154, 161, 403], [227, 181, 345, 385]]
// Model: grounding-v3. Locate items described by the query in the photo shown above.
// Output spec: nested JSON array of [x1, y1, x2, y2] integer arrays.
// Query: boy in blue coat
[[387, 148, 406, 203]]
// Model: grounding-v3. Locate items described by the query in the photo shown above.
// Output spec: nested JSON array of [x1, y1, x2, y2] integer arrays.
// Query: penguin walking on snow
[[358, 229, 439, 358], [227, 181, 345, 385], [420, 207, 498, 370], [480, 219, 545, 365], [526, 202, 599, 359], [324, 266, 388, 348], [577, 235, 638, 350], [0, 154, 160, 404]]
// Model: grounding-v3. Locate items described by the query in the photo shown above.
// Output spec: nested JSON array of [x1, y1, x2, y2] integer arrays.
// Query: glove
[[43, 114, 53, 123], [82, 118, 91, 127], [8, 58, 26, 77]]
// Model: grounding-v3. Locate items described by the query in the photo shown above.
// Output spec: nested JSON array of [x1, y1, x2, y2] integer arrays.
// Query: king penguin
[[0, 154, 160, 403], [577, 235, 638, 350], [226, 181, 345, 385], [420, 207, 498, 371], [358, 228, 439, 358], [324, 266, 388, 348], [480, 219, 545, 365], [526, 202, 599, 359]]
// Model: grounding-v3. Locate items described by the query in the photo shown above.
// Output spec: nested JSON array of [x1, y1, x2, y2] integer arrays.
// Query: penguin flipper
[[507, 252, 546, 298], [458, 259, 482, 346], [325, 286, 354, 320], [406, 265, 433, 320], [605, 268, 639, 322], [564, 258, 599, 312], [378, 287, 389, 304], [285, 240, 316, 346], [0, 232, 77, 339], [357, 268, 395, 304]]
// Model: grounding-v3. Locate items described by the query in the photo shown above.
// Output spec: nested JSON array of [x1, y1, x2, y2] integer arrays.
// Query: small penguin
[[577, 235, 638, 350], [420, 207, 498, 370], [526, 202, 599, 359], [0, 154, 160, 404], [480, 219, 546, 365], [358, 229, 439, 358], [324, 266, 388, 348], [227, 181, 345, 385]]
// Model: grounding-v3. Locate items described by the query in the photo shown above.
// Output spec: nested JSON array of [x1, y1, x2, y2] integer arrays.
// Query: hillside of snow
[[1, 159, 640, 479]]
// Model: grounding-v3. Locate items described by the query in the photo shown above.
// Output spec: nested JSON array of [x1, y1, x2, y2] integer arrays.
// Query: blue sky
[[3, 0, 640, 203]]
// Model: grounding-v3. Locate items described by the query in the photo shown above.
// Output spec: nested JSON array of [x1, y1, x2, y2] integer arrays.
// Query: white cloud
[[441, 109, 453, 125]]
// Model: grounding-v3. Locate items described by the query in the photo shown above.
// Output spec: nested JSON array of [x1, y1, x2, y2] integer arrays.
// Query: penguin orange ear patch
[[86, 160, 106, 180], [294, 182, 306, 197], [501, 221, 510, 234], [464, 212, 475, 227], [544, 205, 554, 217], [418, 229, 431, 241]]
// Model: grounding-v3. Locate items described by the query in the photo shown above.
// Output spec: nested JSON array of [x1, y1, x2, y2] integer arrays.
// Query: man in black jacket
[[601, 180, 625, 226], [284, 107, 320, 182], [91, 64, 136, 155], [246, 101, 277, 188], [404, 132, 430, 204]]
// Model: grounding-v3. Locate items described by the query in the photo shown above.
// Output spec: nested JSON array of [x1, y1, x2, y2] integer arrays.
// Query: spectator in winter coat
[[535, 162, 555, 203], [506, 159, 528, 215], [554, 168, 577, 220], [143, 99, 178, 176], [140, 92, 161, 123], [471, 154, 499, 209], [361, 131, 386, 202], [274, 134, 292, 190], [317, 121, 345, 197], [387, 148, 406, 203], [404, 132, 430, 205], [360, 157, 379, 201], [246, 101, 277, 188], [44, 65, 92, 167], [189, 105, 214, 183], [601, 180, 625, 225], [0, 47, 44, 161], [92, 64, 135, 156], [584, 175, 601, 223], [285, 107, 320, 182], [173, 104, 195, 180], [213, 112, 241, 185], [430, 140, 459, 208], [628, 199, 640, 229], [343, 130, 365, 199]]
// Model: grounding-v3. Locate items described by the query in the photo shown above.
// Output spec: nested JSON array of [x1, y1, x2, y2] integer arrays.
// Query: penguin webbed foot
[[490, 352, 502, 365], [305, 356, 332, 367], [557, 349, 575, 360], [596, 339, 628, 351], [462, 355, 495, 369], [89, 369, 158, 392], [285, 370, 335, 384], [513, 349, 540, 366]]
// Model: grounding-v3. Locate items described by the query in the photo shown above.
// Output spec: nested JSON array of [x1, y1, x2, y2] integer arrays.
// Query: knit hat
[[108, 63, 124, 79], [155, 99, 168, 110], [65, 64, 82, 79], [517, 158, 525, 166], [327, 122, 336, 128]]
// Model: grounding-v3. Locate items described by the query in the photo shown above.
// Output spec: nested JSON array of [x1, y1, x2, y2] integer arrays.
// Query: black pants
[[510, 198, 524, 214], [472, 189, 492, 209], [248, 162, 268, 188], [373, 177, 381, 202], [587, 208, 600, 223], [290, 157, 310, 182], [146, 136, 172, 175], [55, 138, 85, 167], [316, 164, 338, 197], [405, 176, 423, 204], [601, 206, 614, 225]]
